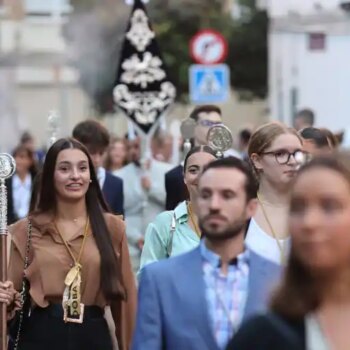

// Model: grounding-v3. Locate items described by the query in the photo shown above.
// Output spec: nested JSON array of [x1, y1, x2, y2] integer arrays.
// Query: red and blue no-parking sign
[[190, 29, 228, 65]]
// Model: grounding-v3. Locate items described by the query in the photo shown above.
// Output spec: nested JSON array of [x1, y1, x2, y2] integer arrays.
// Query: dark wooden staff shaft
[[0, 234, 7, 350]]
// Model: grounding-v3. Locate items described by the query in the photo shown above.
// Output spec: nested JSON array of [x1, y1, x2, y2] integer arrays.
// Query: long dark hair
[[36, 138, 125, 300], [181, 146, 218, 201], [271, 153, 350, 319], [183, 145, 217, 172]]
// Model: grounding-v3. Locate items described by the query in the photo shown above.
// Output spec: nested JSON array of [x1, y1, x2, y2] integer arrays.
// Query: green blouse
[[139, 201, 200, 273]]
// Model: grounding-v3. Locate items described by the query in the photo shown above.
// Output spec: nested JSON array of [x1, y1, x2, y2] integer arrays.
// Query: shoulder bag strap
[[166, 212, 176, 257]]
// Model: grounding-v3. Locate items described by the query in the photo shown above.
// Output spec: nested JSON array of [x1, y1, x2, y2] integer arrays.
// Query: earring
[[89, 179, 92, 183]]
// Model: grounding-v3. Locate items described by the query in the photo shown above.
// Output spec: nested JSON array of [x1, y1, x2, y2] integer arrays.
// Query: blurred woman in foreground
[[227, 152, 350, 350]]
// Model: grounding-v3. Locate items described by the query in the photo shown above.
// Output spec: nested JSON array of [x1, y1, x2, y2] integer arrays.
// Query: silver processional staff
[[0, 153, 16, 349]]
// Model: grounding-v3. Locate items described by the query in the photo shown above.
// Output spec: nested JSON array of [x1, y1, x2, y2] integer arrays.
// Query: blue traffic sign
[[189, 64, 230, 104]]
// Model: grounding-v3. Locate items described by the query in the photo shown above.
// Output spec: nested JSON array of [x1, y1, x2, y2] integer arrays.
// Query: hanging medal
[[55, 218, 89, 324], [63, 263, 85, 323]]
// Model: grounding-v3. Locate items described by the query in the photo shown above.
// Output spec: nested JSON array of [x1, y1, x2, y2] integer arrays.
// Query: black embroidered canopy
[[113, 0, 176, 134]]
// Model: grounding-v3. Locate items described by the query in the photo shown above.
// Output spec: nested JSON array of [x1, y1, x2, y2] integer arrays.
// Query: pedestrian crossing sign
[[189, 64, 230, 104]]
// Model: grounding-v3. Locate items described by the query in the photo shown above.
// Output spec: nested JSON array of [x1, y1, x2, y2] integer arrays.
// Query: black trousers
[[16, 304, 113, 350]]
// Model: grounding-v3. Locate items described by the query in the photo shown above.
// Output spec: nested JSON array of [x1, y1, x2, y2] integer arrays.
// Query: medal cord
[[54, 217, 90, 266], [187, 202, 202, 238], [257, 193, 286, 264]]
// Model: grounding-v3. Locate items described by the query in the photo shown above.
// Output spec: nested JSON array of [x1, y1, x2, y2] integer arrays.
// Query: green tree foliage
[[228, 0, 268, 99], [67, 0, 267, 112], [149, 0, 268, 101], [148, 0, 233, 102]]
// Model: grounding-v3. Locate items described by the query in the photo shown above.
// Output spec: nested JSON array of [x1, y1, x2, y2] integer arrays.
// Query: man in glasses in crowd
[[192, 105, 223, 146], [165, 105, 223, 210]]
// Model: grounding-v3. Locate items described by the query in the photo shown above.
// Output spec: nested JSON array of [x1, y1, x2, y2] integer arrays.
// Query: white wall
[[0, 5, 87, 150], [269, 30, 350, 131], [1, 19, 67, 53], [24, 0, 71, 15], [264, 0, 344, 17], [16, 84, 89, 147]]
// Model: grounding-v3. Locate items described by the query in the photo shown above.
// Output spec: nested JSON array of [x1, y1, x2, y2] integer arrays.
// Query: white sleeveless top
[[305, 313, 330, 350], [245, 218, 290, 265]]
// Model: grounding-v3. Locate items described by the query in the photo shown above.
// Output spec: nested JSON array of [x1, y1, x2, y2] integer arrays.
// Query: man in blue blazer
[[73, 120, 124, 215], [133, 157, 282, 350], [165, 163, 187, 210], [101, 170, 124, 215]]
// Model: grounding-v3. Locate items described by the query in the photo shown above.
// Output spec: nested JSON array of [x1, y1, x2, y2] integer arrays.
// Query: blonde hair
[[248, 121, 301, 157], [248, 122, 301, 180]]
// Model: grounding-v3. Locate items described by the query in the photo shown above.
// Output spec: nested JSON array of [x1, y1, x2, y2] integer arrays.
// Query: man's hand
[[141, 176, 151, 191], [0, 281, 16, 306]]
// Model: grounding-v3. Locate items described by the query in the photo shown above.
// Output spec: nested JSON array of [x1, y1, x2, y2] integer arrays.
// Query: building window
[[24, 0, 71, 15], [308, 33, 326, 51]]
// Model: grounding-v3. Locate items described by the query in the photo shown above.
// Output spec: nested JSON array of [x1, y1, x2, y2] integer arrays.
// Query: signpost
[[189, 64, 230, 104], [189, 29, 230, 104], [189, 29, 228, 65]]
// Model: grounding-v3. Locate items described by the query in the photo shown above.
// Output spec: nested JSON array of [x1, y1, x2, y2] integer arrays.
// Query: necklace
[[54, 217, 89, 323], [187, 202, 201, 238], [257, 193, 287, 264]]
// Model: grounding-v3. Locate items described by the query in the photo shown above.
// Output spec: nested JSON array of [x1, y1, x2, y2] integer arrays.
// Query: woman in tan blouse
[[1, 138, 136, 350]]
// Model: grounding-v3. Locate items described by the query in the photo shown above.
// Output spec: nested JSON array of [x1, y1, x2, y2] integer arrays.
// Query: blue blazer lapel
[[180, 248, 219, 350], [102, 172, 110, 193]]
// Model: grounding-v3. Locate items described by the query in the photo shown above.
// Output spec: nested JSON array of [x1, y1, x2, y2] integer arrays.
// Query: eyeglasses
[[197, 120, 222, 127], [260, 149, 305, 165]]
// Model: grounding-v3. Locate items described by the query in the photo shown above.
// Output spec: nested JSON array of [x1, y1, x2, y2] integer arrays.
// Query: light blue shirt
[[139, 201, 200, 272], [200, 240, 250, 350]]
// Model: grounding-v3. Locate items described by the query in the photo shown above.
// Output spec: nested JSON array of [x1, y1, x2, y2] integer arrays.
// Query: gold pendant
[[63, 302, 85, 324], [64, 264, 81, 286], [63, 269, 84, 323]]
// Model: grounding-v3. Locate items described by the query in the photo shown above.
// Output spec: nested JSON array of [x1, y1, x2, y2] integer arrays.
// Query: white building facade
[[0, 0, 89, 151], [260, 0, 350, 131]]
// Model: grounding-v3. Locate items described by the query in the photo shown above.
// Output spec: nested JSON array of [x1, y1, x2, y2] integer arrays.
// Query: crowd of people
[[0, 104, 348, 350]]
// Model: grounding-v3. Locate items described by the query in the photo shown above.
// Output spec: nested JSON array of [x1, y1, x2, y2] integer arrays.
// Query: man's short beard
[[200, 218, 248, 242]]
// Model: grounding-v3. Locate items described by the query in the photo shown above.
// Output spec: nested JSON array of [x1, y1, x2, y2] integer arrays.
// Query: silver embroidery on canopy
[[121, 52, 166, 88], [126, 9, 155, 52], [113, 82, 176, 125]]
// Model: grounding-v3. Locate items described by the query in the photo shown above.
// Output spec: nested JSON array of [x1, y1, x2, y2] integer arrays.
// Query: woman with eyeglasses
[[246, 122, 304, 265]]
